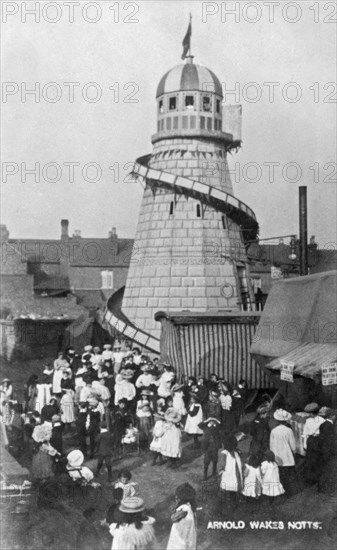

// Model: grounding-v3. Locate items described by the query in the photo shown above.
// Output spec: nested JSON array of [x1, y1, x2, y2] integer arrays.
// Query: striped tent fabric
[[156, 313, 273, 388]]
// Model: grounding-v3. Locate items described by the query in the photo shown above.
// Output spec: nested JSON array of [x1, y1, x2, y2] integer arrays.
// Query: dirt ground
[[1, 358, 337, 550]]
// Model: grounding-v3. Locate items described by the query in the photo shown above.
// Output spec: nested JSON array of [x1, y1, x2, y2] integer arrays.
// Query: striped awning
[[267, 342, 337, 380]]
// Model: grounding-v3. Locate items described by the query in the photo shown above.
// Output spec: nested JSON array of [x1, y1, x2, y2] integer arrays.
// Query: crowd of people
[[1, 342, 336, 550]]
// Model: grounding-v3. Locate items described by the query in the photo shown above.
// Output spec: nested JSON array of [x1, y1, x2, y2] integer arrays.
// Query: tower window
[[214, 119, 218, 130], [173, 116, 178, 129], [216, 99, 221, 113], [218, 119, 222, 131], [157, 121, 160, 132], [200, 116, 205, 129], [169, 202, 174, 215], [185, 95, 194, 109], [207, 117, 212, 130], [166, 117, 172, 130], [158, 99, 164, 114], [182, 116, 188, 129], [169, 96, 177, 111], [222, 215, 227, 229], [190, 116, 196, 129], [202, 94, 212, 112], [196, 204, 201, 218]]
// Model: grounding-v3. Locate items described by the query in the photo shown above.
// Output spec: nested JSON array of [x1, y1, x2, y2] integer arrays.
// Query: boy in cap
[[198, 417, 222, 480]]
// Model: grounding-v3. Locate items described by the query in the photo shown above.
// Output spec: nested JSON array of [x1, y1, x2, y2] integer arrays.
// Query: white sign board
[[321, 363, 337, 386], [280, 361, 295, 382]]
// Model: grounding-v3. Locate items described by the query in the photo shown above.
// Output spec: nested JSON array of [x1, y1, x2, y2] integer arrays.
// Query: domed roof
[[156, 61, 223, 98]]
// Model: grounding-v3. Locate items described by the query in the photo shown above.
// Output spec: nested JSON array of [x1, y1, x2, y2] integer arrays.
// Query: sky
[[1, 0, 336, 249]]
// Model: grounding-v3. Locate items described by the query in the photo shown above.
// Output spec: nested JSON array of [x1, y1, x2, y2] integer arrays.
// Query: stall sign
[[321, 363, 337, 386], [280, 361, 295, 382]]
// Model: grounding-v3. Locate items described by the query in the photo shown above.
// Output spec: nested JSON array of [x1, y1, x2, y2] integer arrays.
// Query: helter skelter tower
[[120, 52, 259, 345]]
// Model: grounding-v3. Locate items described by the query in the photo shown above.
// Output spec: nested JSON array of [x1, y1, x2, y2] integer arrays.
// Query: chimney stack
[[299, 187, 308, 276], [0, 225, 9, 242], [61, 219, 69, 240]]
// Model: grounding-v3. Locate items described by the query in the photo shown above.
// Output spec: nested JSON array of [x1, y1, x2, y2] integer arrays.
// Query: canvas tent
[[251, 271, 337, 408]]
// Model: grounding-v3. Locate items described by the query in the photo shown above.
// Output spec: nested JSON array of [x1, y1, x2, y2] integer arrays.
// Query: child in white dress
[[184, 394, 203, 448], [261, 450, 285, 502], [161, 408, 182, 469], [171, 384, 187, 417], [150, 412, 166, 465], [219, 436, 243, 509], [242, 455, 262, 500]]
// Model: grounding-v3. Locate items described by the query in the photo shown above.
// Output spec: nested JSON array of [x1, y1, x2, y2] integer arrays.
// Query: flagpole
[[189, 13, 192, 57]]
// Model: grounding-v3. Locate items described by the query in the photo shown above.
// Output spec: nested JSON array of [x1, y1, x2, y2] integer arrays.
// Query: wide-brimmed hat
[[140, 389, 152, 396], [120, 368, 134, 380], [67, 450, 84, 468], [304, 402, 320, 413], [119, 497, 144, 514], [32, 423, 52, 443], [141, 363, 153, 372], [318, 406, 331, 417], [84, 345, 93, 352], [204, 417, 220, 425], [257, 402, 272, 415], [1, 378, 11, 385], [274, 409, 292, 422], [88, 397, 99, 406], [164, 407, 181, 424], [103, 344, 112, 349], [171, 383, 184, 392]]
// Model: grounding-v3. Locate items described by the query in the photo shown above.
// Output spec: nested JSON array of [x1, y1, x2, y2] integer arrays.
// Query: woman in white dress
[[52, 353, 69, 394], [167, 483, 197, 550], [60, 389, 75, 429], [184, 394, 203, 448]]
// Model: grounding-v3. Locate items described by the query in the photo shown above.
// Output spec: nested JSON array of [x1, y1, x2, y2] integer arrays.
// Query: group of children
[[219, 435, 284, 508]]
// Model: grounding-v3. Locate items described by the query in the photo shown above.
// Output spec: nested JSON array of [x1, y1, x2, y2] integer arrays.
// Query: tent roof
[[250, 271, 337, 360], [267, 342, 337, 380]]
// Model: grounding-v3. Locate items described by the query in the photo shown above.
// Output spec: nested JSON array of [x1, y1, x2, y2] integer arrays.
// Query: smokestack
[[0, 225, 9, 242], [61, 219, 69, 240], [299, 187, 308, 276]]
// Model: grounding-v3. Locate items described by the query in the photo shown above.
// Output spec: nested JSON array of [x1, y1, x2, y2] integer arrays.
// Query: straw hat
[[67, 450, 84, 468], [32, 423, 52, 443], [318, 406, 331, 417], [171, 383, 185, 392], [119, 497, 144, 514], [103, 344, 112, 349], [164, 407, 181, 424], [140, 389, 152, 396], [204, 417, 220, 425], [304, 402, 320, 413], [120, 368, 134, 380], [273, 409, 292, 422], [88, 397, 99, 406], [84, 345, 93, 352]]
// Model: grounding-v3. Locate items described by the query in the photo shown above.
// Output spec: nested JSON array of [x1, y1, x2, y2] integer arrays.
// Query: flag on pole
[[181, 17, 192, 60]]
